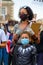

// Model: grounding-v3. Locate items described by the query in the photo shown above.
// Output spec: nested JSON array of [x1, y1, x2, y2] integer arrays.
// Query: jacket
[[12, 44, 36, 65]]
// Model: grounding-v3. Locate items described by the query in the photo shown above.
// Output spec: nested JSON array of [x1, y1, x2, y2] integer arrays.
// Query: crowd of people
[[0, 6, 43, 65]]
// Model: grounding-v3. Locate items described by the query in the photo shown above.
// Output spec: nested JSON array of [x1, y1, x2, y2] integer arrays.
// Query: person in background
[[37, 31, 43, 65], [12, 31, 37, 65], [4, 24, 10, 41], [8, 32, 13, 65], [5, 20, 18, 33], [0, 28, 7, 65], [5, 20, 15, 65], [2, 24, 10, 65]]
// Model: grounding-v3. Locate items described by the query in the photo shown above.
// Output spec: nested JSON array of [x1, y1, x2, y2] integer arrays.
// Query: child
[[12, 31, 37, 65]]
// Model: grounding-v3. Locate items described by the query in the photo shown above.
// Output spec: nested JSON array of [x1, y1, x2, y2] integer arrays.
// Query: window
[[2, 7, 7, 16], [0, 7, 7, 16], [2, 7, 5, 15]]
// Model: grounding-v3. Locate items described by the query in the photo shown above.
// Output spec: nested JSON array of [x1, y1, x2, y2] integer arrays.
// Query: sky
[[13, 0, 43, 21]]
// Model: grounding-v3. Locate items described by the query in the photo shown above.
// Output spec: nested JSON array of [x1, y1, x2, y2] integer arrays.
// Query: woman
[[13, 6, 38, 43]]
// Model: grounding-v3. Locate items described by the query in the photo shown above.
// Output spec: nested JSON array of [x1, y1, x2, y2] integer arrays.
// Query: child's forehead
[[21, 33, 29, 37]]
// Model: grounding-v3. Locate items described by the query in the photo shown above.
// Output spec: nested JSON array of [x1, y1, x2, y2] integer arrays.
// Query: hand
[[12, 34, 18, 43]]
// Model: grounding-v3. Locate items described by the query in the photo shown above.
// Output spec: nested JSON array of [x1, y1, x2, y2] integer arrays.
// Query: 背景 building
[[0, 0, 14, 23]]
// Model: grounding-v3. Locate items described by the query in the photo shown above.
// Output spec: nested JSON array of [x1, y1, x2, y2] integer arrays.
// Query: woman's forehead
[[20, 8, 27, 13]]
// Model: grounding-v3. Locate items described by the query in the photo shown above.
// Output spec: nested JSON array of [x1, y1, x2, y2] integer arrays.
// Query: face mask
[[21, 38, 30, 45], [20, 14, 28, 21], [1, 26, 4, 30]]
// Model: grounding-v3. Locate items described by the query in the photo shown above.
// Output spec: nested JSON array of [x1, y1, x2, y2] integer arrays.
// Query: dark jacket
[[36, 31, 43, 53], [12, 43, 36, 65]]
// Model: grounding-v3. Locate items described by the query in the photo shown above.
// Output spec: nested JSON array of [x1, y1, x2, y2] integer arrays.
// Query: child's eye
[[22, 37, 28, 39], [25, 37, 28, 38]]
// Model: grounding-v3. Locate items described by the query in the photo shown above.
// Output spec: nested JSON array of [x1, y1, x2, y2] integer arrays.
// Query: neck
[[22, 20, 29, 24]]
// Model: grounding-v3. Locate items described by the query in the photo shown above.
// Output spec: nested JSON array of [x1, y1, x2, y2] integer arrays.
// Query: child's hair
[[20, 31, 31, 38]]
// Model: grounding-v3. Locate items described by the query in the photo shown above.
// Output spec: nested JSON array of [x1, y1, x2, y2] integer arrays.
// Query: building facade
[[0, 0, 14, 23]]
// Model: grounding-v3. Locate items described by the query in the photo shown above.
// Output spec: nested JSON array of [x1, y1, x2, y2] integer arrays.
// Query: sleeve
[[14, 24, 22, 35], [1, 30, 6, 42], [39, 24, 43, 32], [14, 24, 19, 33], [31, 45, 37, 65], [31, 45, 36, 54]]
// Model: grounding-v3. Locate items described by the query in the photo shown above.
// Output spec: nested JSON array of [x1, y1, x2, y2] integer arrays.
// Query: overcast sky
[[13, 0, 43, 21]]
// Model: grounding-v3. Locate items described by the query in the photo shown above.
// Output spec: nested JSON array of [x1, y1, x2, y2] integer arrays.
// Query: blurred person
[[2, 24, 10, 65], [3, 23, 13, 65], [4, 24, 14, 65], [5, 20, 18, 33], [37, 31, 43, 65], [4, 24, 10, 41], [0, 28, 7, 65], [3, 24, 10, 52], [5, 20, 15, 65], [8, 32, 14, 65], [12, 31, 37, 65]]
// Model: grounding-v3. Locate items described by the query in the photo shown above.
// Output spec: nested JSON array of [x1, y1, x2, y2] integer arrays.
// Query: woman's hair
[[19, 6, 34, 20]]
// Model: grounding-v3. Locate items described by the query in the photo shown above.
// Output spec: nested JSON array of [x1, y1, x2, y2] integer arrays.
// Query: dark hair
[[19, 6, 34, 20], [8, 20, 18, 26], [40, 31, 43, 44]]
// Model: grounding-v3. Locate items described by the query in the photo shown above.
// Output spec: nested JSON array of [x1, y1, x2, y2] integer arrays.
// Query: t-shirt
[[14, 23, 35, 43], [14, 23, 35, 36], [5, 32, 10, 41], [0, 29, 6, 43]]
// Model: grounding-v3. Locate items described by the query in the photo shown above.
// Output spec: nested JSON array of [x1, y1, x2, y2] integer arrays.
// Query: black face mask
[[19, 14, 29, 21]]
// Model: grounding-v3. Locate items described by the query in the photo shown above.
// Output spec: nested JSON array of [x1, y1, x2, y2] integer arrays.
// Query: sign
[[34, 0, 43, 2], [31, 23, 41, 35], [32, 0, 43, 4]]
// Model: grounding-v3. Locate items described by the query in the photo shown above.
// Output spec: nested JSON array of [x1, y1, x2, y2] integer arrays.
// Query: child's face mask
[[21, 38, 30, 45]]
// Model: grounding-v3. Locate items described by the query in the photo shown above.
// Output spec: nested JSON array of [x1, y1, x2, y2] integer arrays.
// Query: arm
[[13, 24, 22, 43], [31, 45, 37, 65], [0, 42, 6, 48], [0, 30, 7, 48]]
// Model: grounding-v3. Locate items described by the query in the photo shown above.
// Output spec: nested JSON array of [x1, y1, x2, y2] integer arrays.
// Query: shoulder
[[7, 32, 10, 36], [30, 45, 36, 50], [0, 29, 5, 33], [14, 24, 19, 28]]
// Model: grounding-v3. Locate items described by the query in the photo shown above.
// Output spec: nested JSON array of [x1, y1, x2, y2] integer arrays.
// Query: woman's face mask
[[19, 8, 29, 21], [20, 14, 28, 21], [21, 38, 30, 45]]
